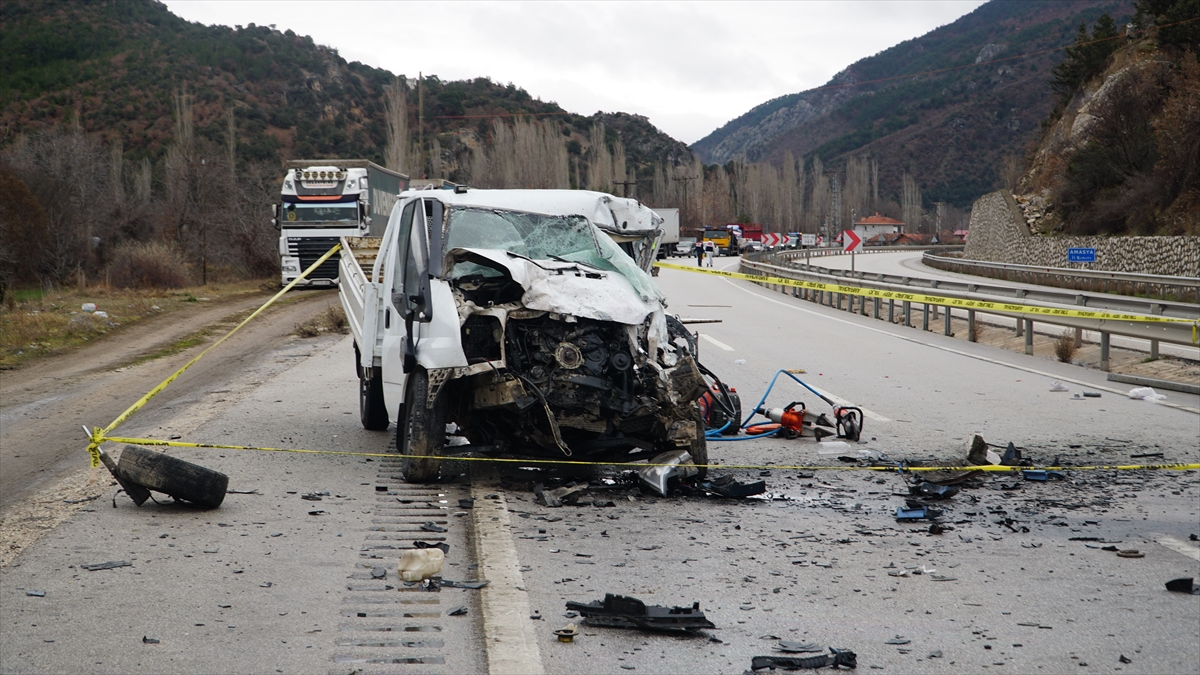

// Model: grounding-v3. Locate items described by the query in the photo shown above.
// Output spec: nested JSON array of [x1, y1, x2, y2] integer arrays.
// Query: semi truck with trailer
[[651, 207, 679, 259], [274, 160, 408, 287], [338, 188, 707, 483]]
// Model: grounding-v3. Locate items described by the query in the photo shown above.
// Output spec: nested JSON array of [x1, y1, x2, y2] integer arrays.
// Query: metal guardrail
[[739, 255, 1198, 370], [750, 244, 963, 262], [922, 251, 1200, 303]]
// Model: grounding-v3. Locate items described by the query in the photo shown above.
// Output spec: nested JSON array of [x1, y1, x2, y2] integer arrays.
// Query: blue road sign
[[1068, 247, 1096, 263]]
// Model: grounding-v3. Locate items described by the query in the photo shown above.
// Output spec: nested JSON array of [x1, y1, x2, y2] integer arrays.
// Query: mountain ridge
[[691, 0, 1135, 207]]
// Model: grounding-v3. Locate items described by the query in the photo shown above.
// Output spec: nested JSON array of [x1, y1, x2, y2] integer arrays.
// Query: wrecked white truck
[[339, 189, 708, 482]]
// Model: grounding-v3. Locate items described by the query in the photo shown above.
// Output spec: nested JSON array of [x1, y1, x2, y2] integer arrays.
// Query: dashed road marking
[[1154, 533, 1200, 561], [700, 333, 735, 352], [808, 386, 891, 422]]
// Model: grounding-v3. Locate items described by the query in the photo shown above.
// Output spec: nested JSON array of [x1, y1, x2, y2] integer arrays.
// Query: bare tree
[[384, 78, 409, 175], [902, 172, 923, 234]]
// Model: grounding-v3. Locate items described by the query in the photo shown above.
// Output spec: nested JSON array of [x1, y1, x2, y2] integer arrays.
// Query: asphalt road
[[2, 263, 1198, 675], [809, 249, 1200, 362]]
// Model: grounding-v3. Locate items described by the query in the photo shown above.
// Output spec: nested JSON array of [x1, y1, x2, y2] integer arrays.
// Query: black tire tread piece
[[116, 445, 229, 508]]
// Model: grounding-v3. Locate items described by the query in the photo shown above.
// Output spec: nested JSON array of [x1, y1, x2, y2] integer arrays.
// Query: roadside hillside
[[690, 0, 1135, 208], [0, 0, 690, 182], [1014, 3, 1199, 236]]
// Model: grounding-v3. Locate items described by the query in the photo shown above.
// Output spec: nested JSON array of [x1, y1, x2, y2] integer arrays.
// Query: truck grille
[[287, 237, 341, 281]]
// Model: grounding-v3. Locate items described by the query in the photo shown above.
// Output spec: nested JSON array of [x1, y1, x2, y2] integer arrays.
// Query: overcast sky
[[164, 1, 988, 145]]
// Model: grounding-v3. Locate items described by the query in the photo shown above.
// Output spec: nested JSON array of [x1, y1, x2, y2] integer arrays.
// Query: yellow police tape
[[85, 244, 343, 468], [85, 243, 1199, 477], [654, 260, 1199, 343], [99, 435, 1200, 473]]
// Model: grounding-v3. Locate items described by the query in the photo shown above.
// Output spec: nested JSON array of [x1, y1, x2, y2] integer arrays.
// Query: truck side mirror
[[272, 218, 280, 230]]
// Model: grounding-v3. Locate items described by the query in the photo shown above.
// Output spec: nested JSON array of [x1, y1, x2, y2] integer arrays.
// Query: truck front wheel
[[360, 366, 389, 431], [400, 368, 443, 483]]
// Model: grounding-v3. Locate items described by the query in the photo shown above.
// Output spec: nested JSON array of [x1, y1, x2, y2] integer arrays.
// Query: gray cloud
[[166, 0, 986, 143]]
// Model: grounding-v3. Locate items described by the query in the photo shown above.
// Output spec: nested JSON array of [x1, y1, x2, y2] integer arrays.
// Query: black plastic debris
[[884, 636, 910, 645], [751, 648, 857, 670], [1000, 442, 1021, 466], [142, 636, 160, 644], [1021, 470, 1064, 481], [82, 560, 131, 571], [438, 579, 489, 589], [25, 590, 45, 597], [447, 606, 468, 616], [1165, 578, 1200, 595], [414, 541, 450, 554], [458, 498, 475, 509], [910, 482, 959, 500], [1130, 452, 1164, 459], [698, 476, 768, 498], [370, 567, 387, 579], [896, 506, 942, 521], [301, 493, 323, 501], [535, 483, 589, 508], [1119, 655, 1132, 664], [776, 641, 824, 653], [928, 523, 953, 535], [566, 593, 715, 634], [420, 522, 447, 533]]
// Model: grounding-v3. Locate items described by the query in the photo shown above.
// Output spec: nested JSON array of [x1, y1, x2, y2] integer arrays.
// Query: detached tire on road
[[360, 366, 389, 431], [116, 445, 229, 508], [400, 369, 443, 483]]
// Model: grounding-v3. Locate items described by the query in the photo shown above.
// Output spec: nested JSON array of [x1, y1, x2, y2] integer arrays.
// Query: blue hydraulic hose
[[704, 369, 822, 442]]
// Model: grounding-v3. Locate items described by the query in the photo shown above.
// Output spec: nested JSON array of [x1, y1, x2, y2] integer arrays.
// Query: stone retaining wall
[[964, 191, 1200, 277]]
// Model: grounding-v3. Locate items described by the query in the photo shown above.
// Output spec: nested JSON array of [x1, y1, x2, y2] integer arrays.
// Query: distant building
[[866, 232, 932, 246], [853, 212, 905, 240]]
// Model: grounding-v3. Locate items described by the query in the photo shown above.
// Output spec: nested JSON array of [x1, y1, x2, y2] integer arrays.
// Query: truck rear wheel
[[400, 369, 443, 483], [360, 366, 389, 431]]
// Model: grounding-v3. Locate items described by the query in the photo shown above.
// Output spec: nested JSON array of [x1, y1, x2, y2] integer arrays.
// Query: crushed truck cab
[[339, 189, 707, 482]]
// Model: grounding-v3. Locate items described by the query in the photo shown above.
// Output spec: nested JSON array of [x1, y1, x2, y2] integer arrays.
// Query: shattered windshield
[[444, 207, 663, 303]]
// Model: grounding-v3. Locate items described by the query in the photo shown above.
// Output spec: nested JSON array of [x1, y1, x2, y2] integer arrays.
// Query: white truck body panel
[[651, 208, 679, 259], [339, 189, 705, 459]]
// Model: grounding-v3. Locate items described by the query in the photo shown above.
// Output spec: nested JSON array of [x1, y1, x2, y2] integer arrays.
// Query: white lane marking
[[1154, 533, 1200, 562], [700, 333, 735, 351], [471, 484, 544, 675], [717, 278, 1200, 415], [808, 386, 891, 422]]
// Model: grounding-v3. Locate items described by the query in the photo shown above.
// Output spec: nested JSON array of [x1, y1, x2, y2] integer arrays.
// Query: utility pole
[[612, 180, 637, 199], [824, 169, 840, 245], [418, 72, 424, 179]]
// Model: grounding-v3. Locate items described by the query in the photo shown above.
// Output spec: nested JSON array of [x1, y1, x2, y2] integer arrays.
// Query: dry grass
[[968, 318, 982, 342], [0, 280, 267, 369], [106, 241, 191, 289], [1054, 329, 1080, 363], [294, 305, 349, 338]]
